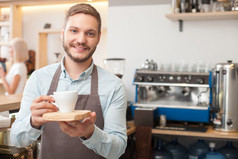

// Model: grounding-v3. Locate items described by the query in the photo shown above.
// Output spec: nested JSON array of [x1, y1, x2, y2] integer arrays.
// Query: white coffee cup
[[53, 91, 78, 113]]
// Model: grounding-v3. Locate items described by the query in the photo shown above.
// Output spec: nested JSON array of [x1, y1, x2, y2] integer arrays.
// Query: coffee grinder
[[103, 58, 125, 79]]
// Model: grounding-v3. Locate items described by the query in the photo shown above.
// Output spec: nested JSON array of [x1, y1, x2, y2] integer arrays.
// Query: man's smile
[[74, 45, 88, 51]]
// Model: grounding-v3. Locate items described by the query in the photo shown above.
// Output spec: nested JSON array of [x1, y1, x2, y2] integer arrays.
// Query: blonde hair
[[10, 38, 29, 63]]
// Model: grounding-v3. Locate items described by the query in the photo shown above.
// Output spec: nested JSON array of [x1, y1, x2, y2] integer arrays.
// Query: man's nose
[[76, 33, 86, 44]]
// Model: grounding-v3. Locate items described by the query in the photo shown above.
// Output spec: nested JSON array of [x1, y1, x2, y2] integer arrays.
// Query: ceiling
[[0, 0, 107, 7], [109, 0, 170, 6]]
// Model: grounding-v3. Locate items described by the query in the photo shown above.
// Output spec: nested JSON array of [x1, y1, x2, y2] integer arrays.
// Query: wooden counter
[[120, 120, 238, 140], [0, 94, 22, 112], [0, 94, 22, 132], [152, 126, 238, 141]]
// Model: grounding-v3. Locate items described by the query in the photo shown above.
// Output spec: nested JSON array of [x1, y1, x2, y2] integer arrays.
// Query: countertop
[[0, 94, 22, 112]]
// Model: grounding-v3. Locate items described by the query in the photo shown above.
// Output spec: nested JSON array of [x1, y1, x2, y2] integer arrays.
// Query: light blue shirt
[[10, 57, 127, 159]]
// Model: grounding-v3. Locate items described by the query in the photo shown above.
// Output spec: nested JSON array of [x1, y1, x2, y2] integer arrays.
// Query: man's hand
[[30, 95, 58, 129], [58, 112, 96, 139]]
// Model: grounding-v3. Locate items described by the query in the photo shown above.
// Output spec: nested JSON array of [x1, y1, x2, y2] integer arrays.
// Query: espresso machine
[[133, 60, 212, 124]]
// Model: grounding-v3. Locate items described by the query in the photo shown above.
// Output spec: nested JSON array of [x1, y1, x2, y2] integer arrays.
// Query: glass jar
[[216, 0, 225, 11], [223, 0, 233, 11], [201, 0, 211, 12], [233, 0, 238, 10]]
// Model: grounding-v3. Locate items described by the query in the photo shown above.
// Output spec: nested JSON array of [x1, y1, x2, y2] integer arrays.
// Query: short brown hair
[[64, 3, 101, 33]]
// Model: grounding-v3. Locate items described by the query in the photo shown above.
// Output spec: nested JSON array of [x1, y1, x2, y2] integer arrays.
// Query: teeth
[[75, 46, 85, 50]]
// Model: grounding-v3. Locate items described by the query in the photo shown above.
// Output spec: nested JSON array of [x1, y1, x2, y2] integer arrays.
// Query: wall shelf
[[39, 29, 61, 34], [0, 4, 22, 60], [37, 29, 61, 69], [166, 11, 238, 32], [165, 11, 238, 21], [0, 22, 10, 27], [0, 42, 10, 46]]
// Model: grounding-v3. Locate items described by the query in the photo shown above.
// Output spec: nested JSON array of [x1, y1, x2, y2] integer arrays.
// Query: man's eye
[[71, 30, 77, 33], [88, 32, 95, 36]]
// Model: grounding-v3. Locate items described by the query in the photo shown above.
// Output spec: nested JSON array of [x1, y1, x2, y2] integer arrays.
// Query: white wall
[[12, 1, 238, 102], [107, 3, 238, 101], [21, 2, 108, 67]]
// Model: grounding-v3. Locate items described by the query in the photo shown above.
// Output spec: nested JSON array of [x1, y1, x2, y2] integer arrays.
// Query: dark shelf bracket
[[179, 20, 183, 32]]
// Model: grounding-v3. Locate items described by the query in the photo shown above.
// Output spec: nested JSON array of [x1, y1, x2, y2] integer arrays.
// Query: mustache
[[69, 42, 88, 48]]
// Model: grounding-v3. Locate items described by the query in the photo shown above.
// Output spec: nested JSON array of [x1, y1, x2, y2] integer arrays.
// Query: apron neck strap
[[91, 65, 98, 95], [47, 64, 61, 95]]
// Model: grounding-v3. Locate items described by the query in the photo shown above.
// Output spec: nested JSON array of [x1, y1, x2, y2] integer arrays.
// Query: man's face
[[62, 13, 101, 63]]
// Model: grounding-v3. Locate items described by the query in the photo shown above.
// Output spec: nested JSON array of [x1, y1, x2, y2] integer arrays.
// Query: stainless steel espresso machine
[[133, 62, 212, 124]]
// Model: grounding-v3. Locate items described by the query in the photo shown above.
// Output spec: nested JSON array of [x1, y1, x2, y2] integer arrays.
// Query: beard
[[62, 39, 97, 63]]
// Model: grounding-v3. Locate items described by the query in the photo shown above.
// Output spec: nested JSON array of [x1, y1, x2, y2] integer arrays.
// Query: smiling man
[[10, 4, 127, 159]]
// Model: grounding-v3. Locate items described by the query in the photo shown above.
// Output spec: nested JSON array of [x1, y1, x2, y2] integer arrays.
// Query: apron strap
[[91, 65, 98, 95], [47, 64, 61, 95]]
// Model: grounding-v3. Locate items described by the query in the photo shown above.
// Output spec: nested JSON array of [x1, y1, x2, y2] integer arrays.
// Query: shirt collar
[[60, 56, 94, 80]]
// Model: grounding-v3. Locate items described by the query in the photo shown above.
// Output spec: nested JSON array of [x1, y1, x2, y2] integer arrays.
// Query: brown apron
[[40, 64, 105, 159]]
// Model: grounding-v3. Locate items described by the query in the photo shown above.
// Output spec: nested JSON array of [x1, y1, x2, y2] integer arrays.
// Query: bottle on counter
[[152, 138, 173, 159], [218, 141, 238, 159], [197, 0, 202, 11], [233, 0, 238, 10], [172, 0, 179, 13], [164, 138, 188, 159], [211, 0, 218, 12], [191, 0, 199, 12], [186, 0, 192, 12], [180, 0, 187, 12], [201, 0, 211, 12], [188, 139, 209, 159], [216, 0, 225, 11], [199, 142, 225, 159]]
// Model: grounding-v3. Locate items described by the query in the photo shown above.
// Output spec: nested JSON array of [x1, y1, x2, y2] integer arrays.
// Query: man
[[10, 3, 127, 159]]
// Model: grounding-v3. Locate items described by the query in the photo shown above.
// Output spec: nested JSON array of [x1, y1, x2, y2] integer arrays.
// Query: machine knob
[[185, 76, 192, 81], [169, 76, 174, 81], [147, 76, 153, 82], [137, 76, 144, 82], [197, 78, 204, 84], [227, 119, 233, 126], [177, 76, 181, 81], [159, 76, 164, 81]]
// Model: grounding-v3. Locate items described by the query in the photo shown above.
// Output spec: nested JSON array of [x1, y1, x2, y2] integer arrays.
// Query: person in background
[[10, 3, 127, 159], [0, 57, 7, 73], [0, 38, 28, 95]]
